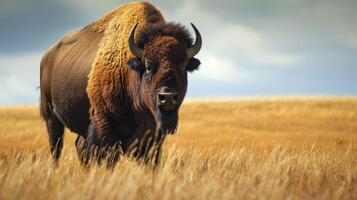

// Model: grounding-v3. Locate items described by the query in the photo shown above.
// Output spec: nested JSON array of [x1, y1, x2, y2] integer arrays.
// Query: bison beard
[[157, 109, 179, 134], [39, 2, 201, 168]]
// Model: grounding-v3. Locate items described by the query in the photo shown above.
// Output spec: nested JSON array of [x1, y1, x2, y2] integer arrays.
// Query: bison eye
[[145, 59, 157, 74], [127, 57, 145, 73], [146, 67, 153, 74]]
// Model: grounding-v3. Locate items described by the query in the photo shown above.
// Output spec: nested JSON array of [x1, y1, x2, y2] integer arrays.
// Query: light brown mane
[[86, 2, 165, 125]]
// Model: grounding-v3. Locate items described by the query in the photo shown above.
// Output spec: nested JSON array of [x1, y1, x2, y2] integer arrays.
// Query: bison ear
[[127, 57, 145, 73], [187, 58, 201, 72]]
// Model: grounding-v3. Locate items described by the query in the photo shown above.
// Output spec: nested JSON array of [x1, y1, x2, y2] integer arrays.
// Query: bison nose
[[157, 88, 179, 108]]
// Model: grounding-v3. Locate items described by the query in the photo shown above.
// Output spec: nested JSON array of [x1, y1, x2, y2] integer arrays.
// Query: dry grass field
[[0, 97, 356, 200]]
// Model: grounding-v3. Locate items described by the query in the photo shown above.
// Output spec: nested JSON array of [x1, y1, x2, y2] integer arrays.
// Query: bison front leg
[[149, 143, 163, 168], [75, 135, 90, 166], [147, 135, 165, 167], [127, 133, 166, 167], [84, 122, 122, 168]]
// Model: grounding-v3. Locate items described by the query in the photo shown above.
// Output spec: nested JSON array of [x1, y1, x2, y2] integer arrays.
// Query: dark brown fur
[[137, 22, 193, 49]]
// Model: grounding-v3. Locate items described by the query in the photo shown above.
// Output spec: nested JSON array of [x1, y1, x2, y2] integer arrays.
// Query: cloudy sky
[[0, 0, 356, 105]]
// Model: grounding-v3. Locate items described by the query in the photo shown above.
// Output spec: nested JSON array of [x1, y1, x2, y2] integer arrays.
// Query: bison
[[40, 2, 202, 167]]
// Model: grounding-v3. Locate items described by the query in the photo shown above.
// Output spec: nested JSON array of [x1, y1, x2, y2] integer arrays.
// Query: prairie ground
[[0, 97, 356, 200]]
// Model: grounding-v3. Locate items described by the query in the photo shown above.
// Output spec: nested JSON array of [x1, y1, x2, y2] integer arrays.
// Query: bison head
[[126, 23, 201, 134]]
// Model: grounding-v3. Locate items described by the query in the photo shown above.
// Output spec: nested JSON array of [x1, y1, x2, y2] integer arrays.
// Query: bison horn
[[187, 23, 202, 58], [128, 23, 144, 58]]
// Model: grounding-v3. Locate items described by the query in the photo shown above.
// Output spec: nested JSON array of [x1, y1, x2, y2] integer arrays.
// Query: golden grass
[[0, 97, 356, 200]]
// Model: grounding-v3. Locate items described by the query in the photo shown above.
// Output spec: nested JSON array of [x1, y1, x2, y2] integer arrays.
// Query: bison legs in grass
[[74, 122, 165, 168], [74, 122, 123, 168], [75, 135, 90, 165], [124, 133, 166, 167]]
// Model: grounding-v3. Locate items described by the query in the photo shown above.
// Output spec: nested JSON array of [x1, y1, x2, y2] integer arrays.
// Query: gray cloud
[[185, 0, 357, 57], [0, 0, 87, 54]]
